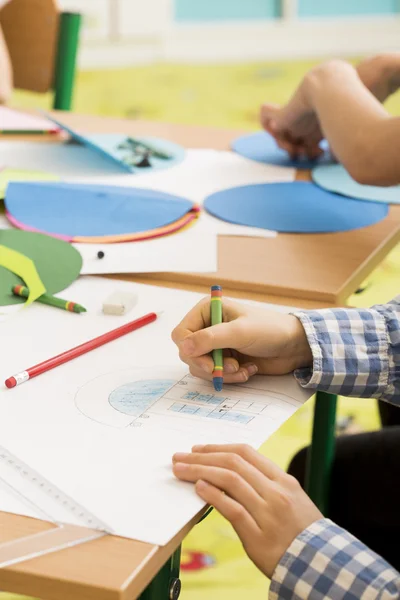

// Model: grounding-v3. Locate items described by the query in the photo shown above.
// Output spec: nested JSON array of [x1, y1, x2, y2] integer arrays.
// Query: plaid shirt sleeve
[[292, 295, 400, 405], [269, 519, 400, 600]]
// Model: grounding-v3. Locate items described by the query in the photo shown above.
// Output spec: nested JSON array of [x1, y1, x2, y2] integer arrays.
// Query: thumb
[[180, 322, 239, 357]]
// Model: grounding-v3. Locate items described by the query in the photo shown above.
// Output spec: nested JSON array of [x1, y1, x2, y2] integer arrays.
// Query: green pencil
[[210, 285, 224, 391], [0, 130, 53, 135], [12, 285, 87, 314]]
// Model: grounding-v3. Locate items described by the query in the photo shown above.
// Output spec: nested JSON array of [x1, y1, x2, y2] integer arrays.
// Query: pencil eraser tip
[[5, 377, 16, 389]]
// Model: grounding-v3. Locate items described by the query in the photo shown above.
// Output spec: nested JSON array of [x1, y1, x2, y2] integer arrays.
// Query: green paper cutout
[[0, 230, 82, 306], [0, 245, 46, 306], [0, 168, 59, 198]]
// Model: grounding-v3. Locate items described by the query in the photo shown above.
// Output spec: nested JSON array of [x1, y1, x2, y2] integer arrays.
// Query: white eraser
[[102, 291, 138, 316]]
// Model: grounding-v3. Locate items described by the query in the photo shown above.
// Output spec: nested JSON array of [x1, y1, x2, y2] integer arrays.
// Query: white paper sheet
[[0, 278, 310, 545], [133, 149, 295, 201], [75, 227, 217, 275]]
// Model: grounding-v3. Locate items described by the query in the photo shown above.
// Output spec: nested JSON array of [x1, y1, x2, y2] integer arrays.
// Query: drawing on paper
[[74, 366, 302, 431], [109, 379, 176, 417]]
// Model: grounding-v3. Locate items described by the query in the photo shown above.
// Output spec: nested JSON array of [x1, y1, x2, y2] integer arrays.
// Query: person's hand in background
[[260, 60, 357, 161], [260, 95, 323, 161], [173, 444, 322, 578], [171, 298, 312, 383]]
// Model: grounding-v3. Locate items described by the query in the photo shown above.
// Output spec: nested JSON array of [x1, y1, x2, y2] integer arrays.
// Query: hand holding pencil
[[171, 295, 313, 383]]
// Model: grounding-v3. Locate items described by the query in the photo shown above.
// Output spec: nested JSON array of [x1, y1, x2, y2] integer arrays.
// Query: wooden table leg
[[139, 545, 182, 600], [304, 391, 337, 515]]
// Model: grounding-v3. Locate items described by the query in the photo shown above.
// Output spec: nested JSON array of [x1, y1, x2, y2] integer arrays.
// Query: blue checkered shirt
[[269, 296, 400, 599], [270, 519, 400, 599], [294, 295, 400, 404]]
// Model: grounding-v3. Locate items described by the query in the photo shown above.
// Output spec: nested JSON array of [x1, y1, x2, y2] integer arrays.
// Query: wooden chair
[[0, 0, 81, 110]]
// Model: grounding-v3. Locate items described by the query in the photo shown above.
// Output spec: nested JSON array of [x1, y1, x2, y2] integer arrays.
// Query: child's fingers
[[179, 354, 214, 373], [179, 355, 240, 375], [195, 480, 261, 550], [306, 146, 323, 160], [179, 322, 243, 358], [190, 444, 284, 481], [188, 364, 251, 384], [172, 298, 243, 348], [173, 451, 271, 498], [173, 462, 265, 520], [260, 103, 280, 128], [171, 297, 211, 345]]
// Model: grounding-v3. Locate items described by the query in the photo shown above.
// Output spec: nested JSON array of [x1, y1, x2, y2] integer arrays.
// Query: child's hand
[[171, 298, 312, 383], [261, 99, 323, 161], [260, 60, 355, 160], [172, 444, 322, 578]]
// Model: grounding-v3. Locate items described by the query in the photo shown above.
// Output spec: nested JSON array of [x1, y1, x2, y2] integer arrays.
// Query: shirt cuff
[[291, 308, 390, 399]]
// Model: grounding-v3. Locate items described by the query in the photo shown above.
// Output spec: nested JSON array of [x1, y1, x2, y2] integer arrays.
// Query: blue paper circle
[[312, 163, 400, 204], [204, 182, 388, 233], [232, 131, 331, 170], [5, 181, 194, 238]]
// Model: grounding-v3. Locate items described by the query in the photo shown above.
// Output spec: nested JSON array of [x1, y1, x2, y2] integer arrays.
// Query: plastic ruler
[[0, 444, 111, 567]]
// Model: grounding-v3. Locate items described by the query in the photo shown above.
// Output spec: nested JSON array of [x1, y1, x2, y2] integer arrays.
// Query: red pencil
[[5, 312, 159, 389]]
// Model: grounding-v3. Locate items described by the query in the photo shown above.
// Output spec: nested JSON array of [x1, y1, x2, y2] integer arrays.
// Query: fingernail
[[196, 480, 209, 492], [173, 462, 188, 473], [239, 369, 249, 382], [224, 363, 238, 374], [181, 338, 195, 355], [192, 444, 204, 452], [173, 452, 189, 462], [200, 361, 213, 374], [247, 364, 258, 376]]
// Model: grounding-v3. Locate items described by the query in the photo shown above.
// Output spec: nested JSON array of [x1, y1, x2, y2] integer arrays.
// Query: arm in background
[[261, 55, 400, 186]]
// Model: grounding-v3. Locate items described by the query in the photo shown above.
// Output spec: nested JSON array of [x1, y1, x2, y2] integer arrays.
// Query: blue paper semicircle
[[232, 131, 331, 170], [312, 163, 400, 204], [204, 182, 388, 234], [5, 181, 194, 237]]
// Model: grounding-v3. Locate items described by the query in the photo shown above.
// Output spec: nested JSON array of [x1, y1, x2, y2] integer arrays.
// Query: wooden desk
[[11, 111, 399, 305]]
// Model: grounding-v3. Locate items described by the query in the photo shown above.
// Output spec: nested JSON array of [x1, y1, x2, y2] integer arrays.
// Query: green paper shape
[[0, 168, 59, 199], [0, 245, 46, 306], [0, 230, 82, 306]]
